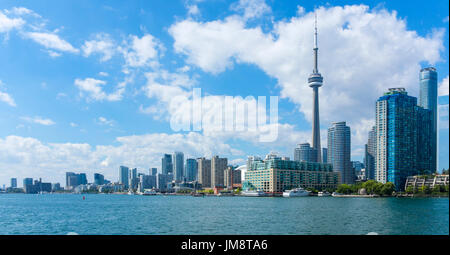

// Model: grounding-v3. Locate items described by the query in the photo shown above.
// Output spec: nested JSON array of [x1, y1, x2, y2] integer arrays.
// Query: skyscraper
[[197, 157, 211, 188], [66, 172, 78, 188], [327, 121, 353, 184], [185, 158, 198, 182], [308, 13, 323, 163], [119, 166, 129, 188], [94, 173, 105, 185], [419, 67, 437, 173], [211, 156, 227, 188], [129, 168, 138, 190], [150, 168, 157, 176], [78, 173, 87, 185], [162, 154, 173, 175], [375, 88, 433, 189], [172, 152, 184, 182], [364, 126, 376, 180], [294, 143, 317, 162], [10, 178, 17, 188]]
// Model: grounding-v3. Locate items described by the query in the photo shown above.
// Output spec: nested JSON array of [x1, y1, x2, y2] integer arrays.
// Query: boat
[[331, 192, 343, 197], [141, 189, 157, 196], [318, 191, 331, 197], [127, 190, 135, 195], [283, 187, 310, 197], [240, 189, 266, 197]]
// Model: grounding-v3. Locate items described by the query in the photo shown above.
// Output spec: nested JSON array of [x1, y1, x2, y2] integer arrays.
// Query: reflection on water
[[0, 194, 448, 235]]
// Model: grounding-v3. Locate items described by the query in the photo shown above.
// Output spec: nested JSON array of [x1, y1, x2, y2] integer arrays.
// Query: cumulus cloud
[[20, 116, 55, 126], [120, 34, 164, 68], [74, 77, 130, 102], [0, 133, 242, 185], [169, 4, 445, 151], [230, 0, 271, 20], [82, 33, 116, 61]]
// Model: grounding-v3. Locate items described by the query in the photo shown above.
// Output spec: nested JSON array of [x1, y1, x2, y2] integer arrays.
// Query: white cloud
[[0, 133, 242, 185], [69, 122, 78, 127], [20, 116, 55, 126], [169, 5, 445, 151], [439, 75, 449, 96], [0, 11, 25, 33], [99, 72, 109, 77], [25, 32, 79, 54], [82, 33, 116, 61], [97, 116, 114, 126], [0, 81, 16, 107], [120, 34, 164, 68], [74, 77, 130, 102], [230, 0, 271, 20]]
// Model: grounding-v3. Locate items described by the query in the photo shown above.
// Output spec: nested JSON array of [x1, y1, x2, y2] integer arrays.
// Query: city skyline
[[0, 0, 448, 186]]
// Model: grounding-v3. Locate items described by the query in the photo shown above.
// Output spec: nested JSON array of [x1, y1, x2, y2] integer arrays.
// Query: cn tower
[[308, 14, 323, 163]]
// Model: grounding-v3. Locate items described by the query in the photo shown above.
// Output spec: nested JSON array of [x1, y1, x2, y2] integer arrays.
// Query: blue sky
[[0, 0, 448, 186]]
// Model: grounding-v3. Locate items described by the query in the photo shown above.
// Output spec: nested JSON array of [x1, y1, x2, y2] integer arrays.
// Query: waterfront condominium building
[[185, 158, 198, 182], [161, 154, 173, 175], [375, 88, 433, 190], [419, 67, 437, 173], [172, 152, 184, 182], [327, 121, 353, 184], [197, 157, 211, 188], [119, 166, 129, 189], [128, 168, 138, 190], [294, 143, 317, 162], [150, 168, 157, 176], [156, 173, 173, 192], [364, 126, 376, 180], [211, 156, 228, 188], [245, 153, 339, 194]]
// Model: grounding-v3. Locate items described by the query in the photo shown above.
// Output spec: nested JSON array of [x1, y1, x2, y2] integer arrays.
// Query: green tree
[[405, 186, 414, 194], [362, 180, 378, 195], [380, 182, 395, 196], [337, 184, 351, 194], [373, 182, 384, 195]]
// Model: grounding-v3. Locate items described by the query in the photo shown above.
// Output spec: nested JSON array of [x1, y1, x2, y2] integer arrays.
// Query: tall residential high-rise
[[94, 173, 105, 185], [185, 158, 198, 182], [23, 178, 33, 193], [162, 154, 173, 175], [294, 143, 317, 162], [322, 148, 328, 164], [419, 67, 437, 173], [308, 13, 323, 163], [129, 168, 138, 190], [375, 88, 433, 189], [172, 152, 184, 182], [211, 156, 228, 188], [197, 157, 211, 188], [150, 168, 157, 176], [66, 172, 78, 188], [327, 121, 353, 184], [10, 178, 17, 188], [119, 166, 129, 188], [78, 173, 87, 185], [364, 126, 376, 180]]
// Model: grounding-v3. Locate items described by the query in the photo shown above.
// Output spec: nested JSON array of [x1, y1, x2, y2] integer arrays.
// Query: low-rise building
[[245, 154, 340, 194], [404, 174, 449, 190]]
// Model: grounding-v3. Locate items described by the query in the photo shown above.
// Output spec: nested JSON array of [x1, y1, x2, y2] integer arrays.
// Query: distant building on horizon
[[294, 143, 317, 163], [322, 148, 328, 164], [162, 154, 173, 175], [197, 157, 211, 188], [94, 173, 105, 185], [10, 178, 17, 188], [150, 168, 157, 176], [172, 152, 184, 182], [364, 126, 376, 180], [185, 158, 198, 182], [119, 166, 129, 189], [211, 156, 227, 188], [328, 121, 353, 184]]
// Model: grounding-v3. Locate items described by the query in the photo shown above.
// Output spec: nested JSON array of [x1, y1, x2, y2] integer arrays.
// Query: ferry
[[142, 190, 157, 196], [283, 187, 310, 197], [318, 191, 331, 197], [240, 190, 266, 197]]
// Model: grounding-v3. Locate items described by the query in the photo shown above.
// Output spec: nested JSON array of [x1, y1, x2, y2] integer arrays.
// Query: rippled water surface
[[0, 194, 448, 235]]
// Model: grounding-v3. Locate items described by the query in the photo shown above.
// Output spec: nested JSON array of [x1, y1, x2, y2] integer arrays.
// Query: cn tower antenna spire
[[313, 12, 319, 74]]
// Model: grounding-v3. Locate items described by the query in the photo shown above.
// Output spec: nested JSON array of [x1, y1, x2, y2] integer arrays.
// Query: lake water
[[0, 194, 448, 235]]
